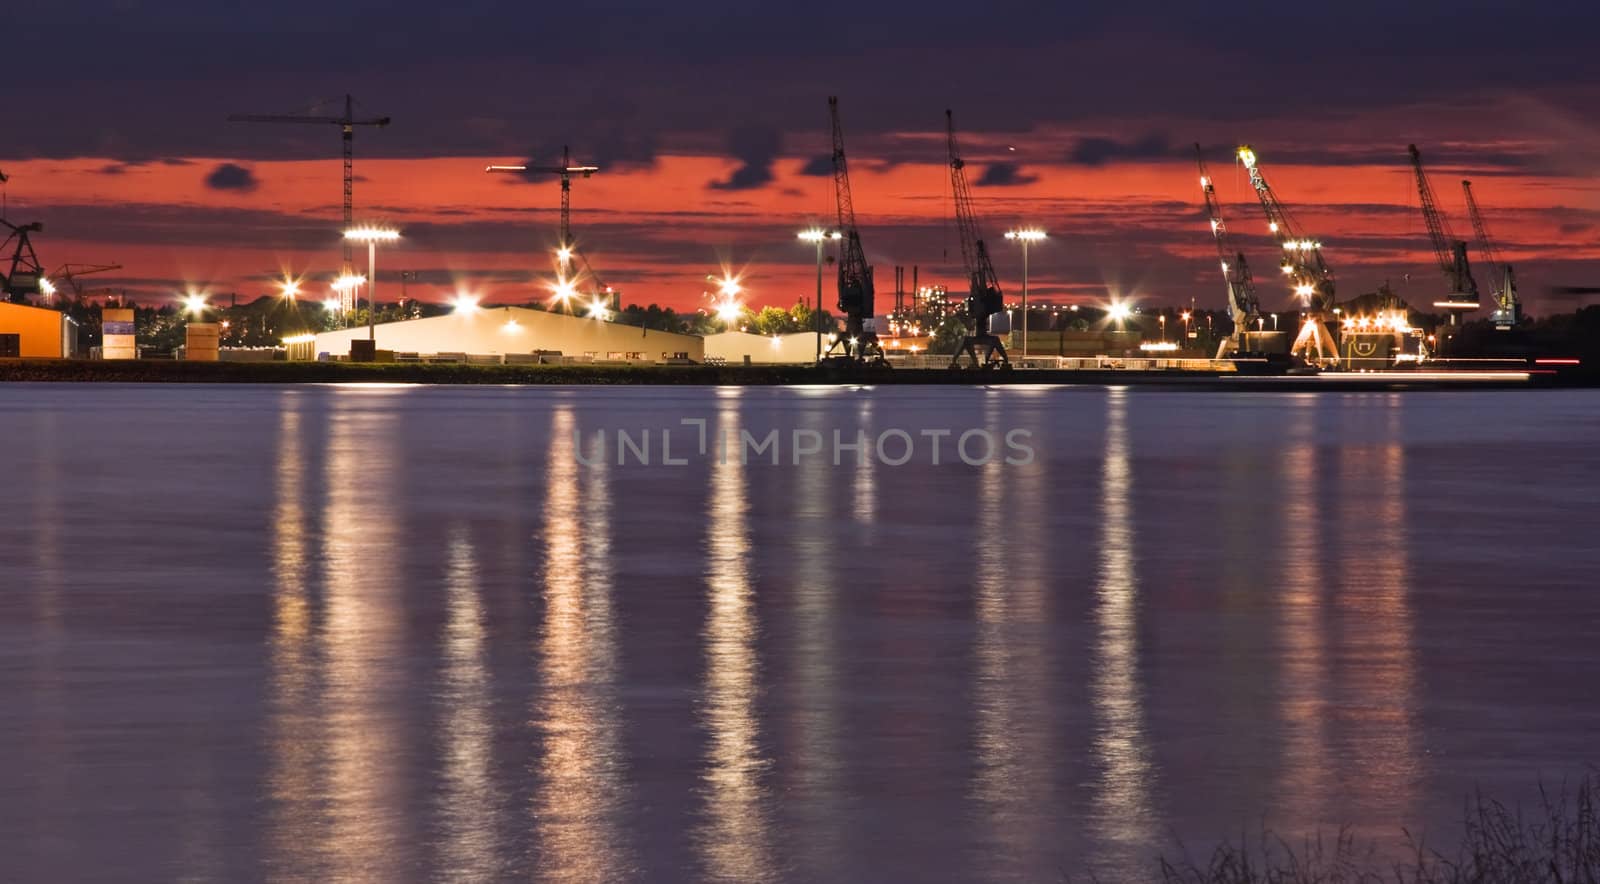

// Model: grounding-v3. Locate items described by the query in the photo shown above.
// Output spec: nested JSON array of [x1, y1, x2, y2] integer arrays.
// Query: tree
[[930, 316, 967, 355], [752, 305, 797, 336]]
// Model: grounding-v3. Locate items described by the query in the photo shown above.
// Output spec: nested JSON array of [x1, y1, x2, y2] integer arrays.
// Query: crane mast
[[1236, 145, 1339, 366], [1196, 144, 1261, 356], [945, 109, 1008, 369], [1408, 145, 1479, 312], [823, 96, 882, 362], [1462, 179, 1520, 330]]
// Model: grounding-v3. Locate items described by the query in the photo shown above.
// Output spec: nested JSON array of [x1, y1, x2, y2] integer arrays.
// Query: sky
[[6, 0, 1600, 316]]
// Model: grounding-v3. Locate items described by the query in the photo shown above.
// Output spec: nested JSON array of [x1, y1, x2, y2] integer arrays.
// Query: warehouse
[[703, 331, 823, 364], [0, 302, 79, 359], [308, 305, 703, 363]]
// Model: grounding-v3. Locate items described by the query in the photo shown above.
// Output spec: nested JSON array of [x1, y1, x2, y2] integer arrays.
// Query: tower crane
[[2, 218, 45, 303], [228, 94, 391, 269], [486, 147, 607, 307], [486, 146, 599, 250], [946, 109, 1009, 370], [1195, 144, 1262, 357], [1236, 145, 1339, 366], [822, 96, 883, 363], [1408, 144, 1480, 320], [1462, 179, 1521, 330]]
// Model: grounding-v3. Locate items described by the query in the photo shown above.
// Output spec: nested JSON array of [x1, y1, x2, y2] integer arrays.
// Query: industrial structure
[[485, 147, 613, 307], [822, 96, 883, 363], [1462, 179, 1522, 330], [0, 301, 79, 358], [305, 305, 702, 364], [2, 218, 45, 302], [1236, 145, 1340, 366], [1195, 144, 1263, 357], [946, 110, 1009, 369]]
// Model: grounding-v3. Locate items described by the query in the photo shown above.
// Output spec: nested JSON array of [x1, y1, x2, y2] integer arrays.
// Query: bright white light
[[1106, 302, 1132, 322], [280, 279, 302, 300], [324, 297, 342, 313], [551, 279, 577, 303], [343, 226, 400, 242], [452, 292, 480, 313], [1294, 283, 1315, 297], [715, 275, 742, 297], [182, 293, 208, 316], [39, 277, 56, 297], [333, 273, 366, 291], [715, 299, 743, 324], [501, 318, 522, 333], [1005, 228, 1046, 242], [586, 298, 610, 320], [798, 228, 832, 243], [556, 246, 574, 264]]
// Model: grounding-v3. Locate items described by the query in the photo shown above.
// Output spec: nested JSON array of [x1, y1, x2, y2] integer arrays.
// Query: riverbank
[[0, 358, 1590, 390]]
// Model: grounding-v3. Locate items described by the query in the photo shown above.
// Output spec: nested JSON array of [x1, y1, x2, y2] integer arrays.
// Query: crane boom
[[1408, 144, 1479, 309], [1462, 179, 1520, 329], [1196, 144, 1261, 354], [228, 94, 390, 269], [945, 110, 1008, 369], [819, 97, 881, 362], [1235, 145, 1339, 365]]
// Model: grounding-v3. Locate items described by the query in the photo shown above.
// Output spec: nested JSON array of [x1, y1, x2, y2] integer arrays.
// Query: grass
[[1155, 776, 1600, 883]]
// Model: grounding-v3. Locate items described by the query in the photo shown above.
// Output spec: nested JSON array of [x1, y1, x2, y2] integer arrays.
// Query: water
[[2, 383, 1597, 882]]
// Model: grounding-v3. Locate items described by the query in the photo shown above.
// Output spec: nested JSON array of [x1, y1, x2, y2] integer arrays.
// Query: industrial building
[[0, 302, 79, 358], [307, 305, 703, 363], [704, 331, 825, 364]]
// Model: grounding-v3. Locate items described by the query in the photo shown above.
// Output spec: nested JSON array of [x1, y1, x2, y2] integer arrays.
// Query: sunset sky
[[7, 1, 1600, 316]]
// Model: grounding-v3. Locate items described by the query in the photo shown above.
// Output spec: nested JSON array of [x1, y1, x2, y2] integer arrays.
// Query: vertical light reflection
[[438, 524, 500, 880], [973, 394, 1055, 874], [786, 405, 843, 876], [319, 391, 406, 882], [1276, 395, 1329, 827], [1090, 387, 1155, 872], [532, 405, 630, 882], [25, 411, 66, 872], [266, 393, 321, 880], [1338, 397, 1418, 826], [697, 391, 775, 882], [852, 400, 876, 527]]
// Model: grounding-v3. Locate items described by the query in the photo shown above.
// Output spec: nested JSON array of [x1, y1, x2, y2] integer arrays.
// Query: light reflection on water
[[2, 384, 1598, 883]]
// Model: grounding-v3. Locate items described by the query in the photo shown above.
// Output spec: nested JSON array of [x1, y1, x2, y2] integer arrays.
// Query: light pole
[[344, 226, 400, 343], [798, 228, 841, 362], [1004, 228, 1045, 359]]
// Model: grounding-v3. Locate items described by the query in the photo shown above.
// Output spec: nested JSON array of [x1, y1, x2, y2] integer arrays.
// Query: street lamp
[[799, 228, 841, 361], [1159, 314, 1167, 341], [1004, 228, 1045, 359], [344, 226, 400, 343], [332, 273, 365, 331], [280, 278, 302, 302], [182, 292, 208, 317]]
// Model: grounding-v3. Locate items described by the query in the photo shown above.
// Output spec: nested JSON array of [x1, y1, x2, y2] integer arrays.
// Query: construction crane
[[486, 146, 599, 250], [1236, 145, 1339, 366], [228, 94, 391, 269], [822, 96, 882, 363], [46, 263, 122, 301], [2, 218, 45, 303], [1462, 179, 1521, 330], [1408, 144, 1480, 321], [946, 109, 1009, 369], [1196, 144, 1262, 357]]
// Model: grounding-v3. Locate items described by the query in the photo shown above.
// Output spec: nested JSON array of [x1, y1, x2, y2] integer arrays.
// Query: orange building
[[0, 302, 79, 359]]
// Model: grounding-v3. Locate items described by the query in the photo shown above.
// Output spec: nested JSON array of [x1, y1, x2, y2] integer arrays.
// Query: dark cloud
[[98, 163, 130, 175], [798, 154, 833, 176], [975, 162, 1038, 187], [1068, 133, 1172, 166], [709, 127, 782, 191], [204, 162, 260, 192]]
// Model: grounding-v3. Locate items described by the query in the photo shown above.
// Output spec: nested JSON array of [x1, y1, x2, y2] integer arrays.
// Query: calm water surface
[[2, 383, 1597, 881]]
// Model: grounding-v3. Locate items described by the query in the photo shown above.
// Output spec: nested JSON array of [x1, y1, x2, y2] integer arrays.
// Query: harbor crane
[[2, 218, 45, 303], [822, 96, 883, 363], [228, 94, 391, 269], [946, 109, 1009, 370], [1236, 145, 1339, 366], [1462, 179, 1521, 330], [1195, 144, 1262, 357], [46, 263, 122, 300], [1408, 144, 1480, 321]]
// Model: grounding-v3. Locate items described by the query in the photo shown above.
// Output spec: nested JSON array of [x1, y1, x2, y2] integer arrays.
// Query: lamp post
[[344, 226, 400, 343], [1004, 228, 1045, 359], [798, 228, 841, 362]]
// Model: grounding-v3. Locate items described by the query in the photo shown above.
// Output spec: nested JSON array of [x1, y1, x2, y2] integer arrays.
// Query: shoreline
[[0, 358, 1591, 390]]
